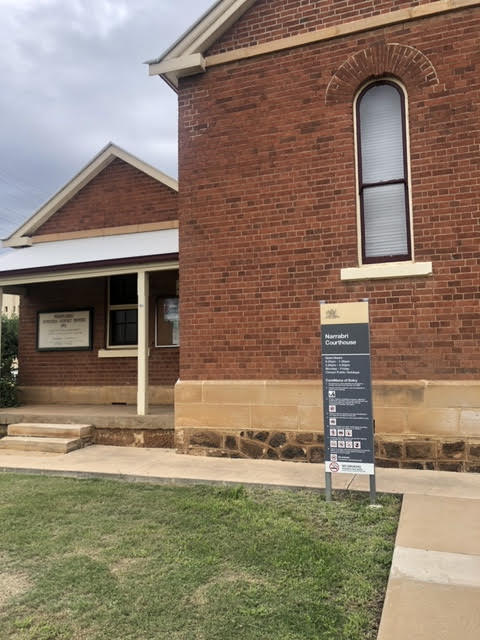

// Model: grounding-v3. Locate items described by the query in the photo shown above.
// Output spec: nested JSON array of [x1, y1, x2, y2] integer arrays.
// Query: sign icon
[[326, 308, 339, 320], [328, 390, 336, 398], [329, 405, 336, 413], [329, 461, 340, 472], [345, 429, 352, 437], [329, 428, 337, 436], [329, 417, 336, 426]]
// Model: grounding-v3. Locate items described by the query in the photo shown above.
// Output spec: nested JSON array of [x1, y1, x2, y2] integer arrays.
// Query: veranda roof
[[0, 229, 179, 281]]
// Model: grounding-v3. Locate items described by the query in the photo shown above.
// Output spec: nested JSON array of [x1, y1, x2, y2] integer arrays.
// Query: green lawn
[[0, 474, 400, 640]]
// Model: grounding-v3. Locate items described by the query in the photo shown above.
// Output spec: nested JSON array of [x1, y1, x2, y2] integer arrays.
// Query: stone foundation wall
[[95, 428, 174, 448], [175, 380, 480, 472], [176, 428, 480, 472]]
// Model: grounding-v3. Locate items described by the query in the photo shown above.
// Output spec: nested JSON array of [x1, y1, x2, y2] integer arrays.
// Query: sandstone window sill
[[340, 261, 432, 281], [98, 349, 139, 358]]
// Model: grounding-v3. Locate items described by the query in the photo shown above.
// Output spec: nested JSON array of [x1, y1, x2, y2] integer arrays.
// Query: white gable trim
[[148, 0, 480, 88], [147, 0, 257, 87], [4, 142, 178, 248]]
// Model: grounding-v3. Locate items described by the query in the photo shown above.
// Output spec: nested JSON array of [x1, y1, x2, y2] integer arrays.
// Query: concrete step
[[0, 436, 85, 454], [8, 423, 93, 439]]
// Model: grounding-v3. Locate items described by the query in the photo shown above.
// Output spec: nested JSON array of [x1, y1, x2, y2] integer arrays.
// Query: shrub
[[1, 314, 19, 407]]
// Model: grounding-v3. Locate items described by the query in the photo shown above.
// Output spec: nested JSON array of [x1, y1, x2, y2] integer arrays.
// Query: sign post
[[320, 301, 376, 504]]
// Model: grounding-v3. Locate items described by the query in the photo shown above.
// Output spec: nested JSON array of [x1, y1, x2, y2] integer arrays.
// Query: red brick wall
[[179, 8, 480, 381], [33, 159, 177, 236], [18, 272, 179, 387], [207, 0, 434, 55]]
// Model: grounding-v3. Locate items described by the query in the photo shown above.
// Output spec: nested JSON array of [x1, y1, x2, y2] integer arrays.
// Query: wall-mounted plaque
[[37, 309, 93, 351]]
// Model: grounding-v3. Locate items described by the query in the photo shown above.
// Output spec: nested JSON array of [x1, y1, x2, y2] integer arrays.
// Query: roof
[[0, 229, 178, 282], [4, 143, 178, 248], [146, 0, 257, 88]]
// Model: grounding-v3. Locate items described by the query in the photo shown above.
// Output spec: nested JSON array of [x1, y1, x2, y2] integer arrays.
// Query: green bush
[[0, 375, 17, 407], [1, 314, 19, 407]]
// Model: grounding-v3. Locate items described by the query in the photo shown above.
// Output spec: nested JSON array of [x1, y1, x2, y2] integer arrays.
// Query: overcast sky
[[0, 0, 214, 239]]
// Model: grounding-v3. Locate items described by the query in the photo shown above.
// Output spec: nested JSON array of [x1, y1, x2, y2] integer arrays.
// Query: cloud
[[0, 0, 213, 236]]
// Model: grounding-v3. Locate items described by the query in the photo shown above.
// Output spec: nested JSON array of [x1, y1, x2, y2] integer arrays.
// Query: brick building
[[1, 0, 479, 471], [0, 143, 179, 418], [145, 0, 480, 471]]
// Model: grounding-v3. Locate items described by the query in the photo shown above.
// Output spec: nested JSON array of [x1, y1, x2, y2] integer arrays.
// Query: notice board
[[321, 301, 375, 476]]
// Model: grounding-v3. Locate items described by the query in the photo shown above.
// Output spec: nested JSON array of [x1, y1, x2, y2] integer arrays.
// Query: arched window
[[356, 80, 411, 263]]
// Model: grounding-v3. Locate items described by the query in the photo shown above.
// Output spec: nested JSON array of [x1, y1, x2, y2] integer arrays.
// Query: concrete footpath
[[1, 445, 479, 639]]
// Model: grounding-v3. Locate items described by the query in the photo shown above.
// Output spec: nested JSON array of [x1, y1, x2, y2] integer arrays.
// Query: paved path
[[1, 445, 479, 639]]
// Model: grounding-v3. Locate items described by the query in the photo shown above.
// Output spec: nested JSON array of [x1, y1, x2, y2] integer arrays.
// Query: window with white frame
[[107, 274, 138, 347], [356, 80, 412, 263]]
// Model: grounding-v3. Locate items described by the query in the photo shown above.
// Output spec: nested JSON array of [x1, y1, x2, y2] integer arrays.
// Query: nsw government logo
[[326, 308, 339, 320], [329, 461, 340, 473]]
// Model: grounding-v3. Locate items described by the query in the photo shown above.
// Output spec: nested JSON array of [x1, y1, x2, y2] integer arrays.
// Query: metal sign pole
[[325, 471, 332, 502], [369, 474, 377, 505], [363, 297, 376, 507]]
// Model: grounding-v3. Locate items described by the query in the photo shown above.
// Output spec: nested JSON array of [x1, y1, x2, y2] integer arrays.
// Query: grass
[[0, 474, 401, 640]]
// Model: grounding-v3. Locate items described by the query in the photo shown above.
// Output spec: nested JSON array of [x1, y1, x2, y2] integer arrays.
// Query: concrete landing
[[0, 404, 174, 431]]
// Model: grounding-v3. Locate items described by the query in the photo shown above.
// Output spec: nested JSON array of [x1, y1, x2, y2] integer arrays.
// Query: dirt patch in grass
[[0, 572, 31, 608], [189, 568, 266, 606], [109, 557, 143, 577]]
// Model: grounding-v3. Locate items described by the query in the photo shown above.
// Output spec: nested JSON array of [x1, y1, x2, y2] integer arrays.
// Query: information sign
[[321, 301, 375, 476], [37, 309, 93, 351]]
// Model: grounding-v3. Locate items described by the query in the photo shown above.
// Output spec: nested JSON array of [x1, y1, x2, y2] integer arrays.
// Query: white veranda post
[[137, 271, 149, 416]]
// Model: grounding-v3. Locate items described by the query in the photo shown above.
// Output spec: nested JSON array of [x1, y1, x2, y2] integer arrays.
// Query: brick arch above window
[[326, 43, 438, 106]]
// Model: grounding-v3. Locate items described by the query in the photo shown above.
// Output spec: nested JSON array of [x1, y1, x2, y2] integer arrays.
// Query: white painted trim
[[149, 53, 206, 78], [137, 271, 149, 416], [3, 143, 178, 247], [147, 0, 257, 86], [147, 0, 256, 61], [0, 260, 179, 287], [8, 237, 32, 248], [98, 349, 138, 358], [340, 261, 433, 281]]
